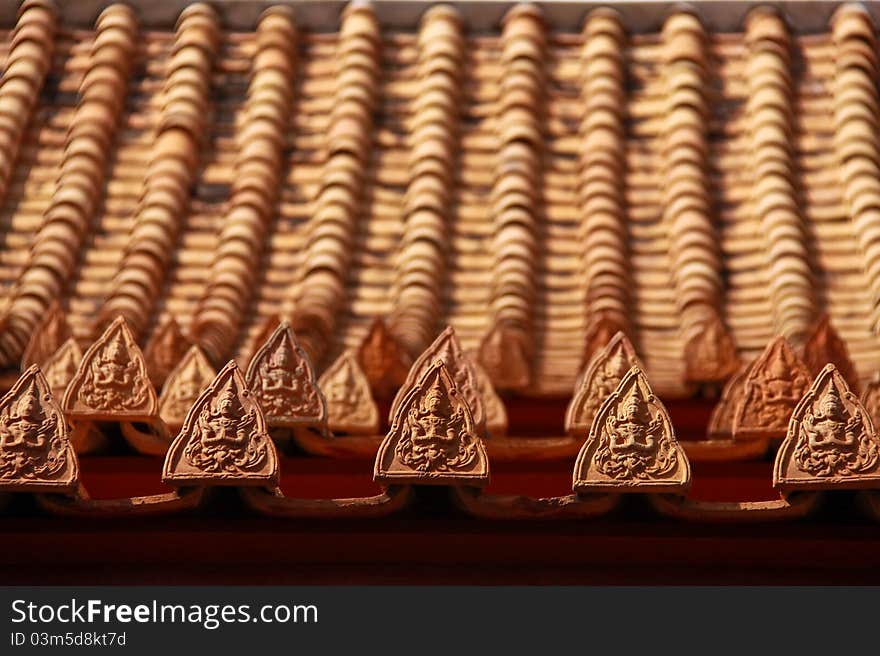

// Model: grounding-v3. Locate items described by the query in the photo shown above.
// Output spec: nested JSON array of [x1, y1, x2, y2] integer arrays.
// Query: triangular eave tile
[[319, 350, 379, 434], [62, 316, 158, 420], [774, 364, 880, 491], [0, 365, 79, 493], [244, 321, 326, 427], [572, 366, 690, 494], [163, 360, 279, 487], [375, 360, 489, 487]]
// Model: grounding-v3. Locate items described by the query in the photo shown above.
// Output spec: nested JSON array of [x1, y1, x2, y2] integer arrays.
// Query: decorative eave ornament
[[245, 321, 326, 428], [565, 331, 642, 437], [357, 317, 410, 398], [683, 314, 740, 384], [60, 316, 168, 455], [478, 323, 531, 391], [242, 314, 281, 367], [41, 337, 82, 401], [802, 313, 860, 394], [62, 315, 158, 420], [375, 359, 489, 487], [581, 312, 626, 370], [319, 350, 379, 435], [774, 364, 880, 491], [144, 315, 192, 388], [158, 344, 216, 430], [733, 336, 811, 441], [706, 362, 751, 440], [861, 372, 880, 434], [0, 366, 78, 494], [21, 301, 69, 369], [391, 326, 486, 433], [573, 366, 690, 494], [469, 355, 507, 437], [163, 360, 279, 486]]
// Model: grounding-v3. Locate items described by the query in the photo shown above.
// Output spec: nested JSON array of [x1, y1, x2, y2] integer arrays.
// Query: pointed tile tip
[[391, 325, 485, 430], [320, 350, 379, 434], [683, 317, 740, 384], [0, 366, 79, 493], [573, 366, 689, 494], [21, 302, 69, 369], [163, 360, 278, 487], [245, 322, 325, 427], [159, 346, 217, 428], [63, 314, 157, 419], [775, 365, 880, 491], [706, 362, 751, 440], [376, 359, 488, 487], [478, 324, 531, 391], [733, 336, 812, 441], [145, 316, 192, 386], [566, 333, 641, 437]]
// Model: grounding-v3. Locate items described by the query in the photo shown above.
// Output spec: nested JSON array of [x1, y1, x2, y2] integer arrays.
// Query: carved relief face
[[245, 322, 326, 426], [775, 365, 880, 490], [88, 333, 145, 406], [683, 316, 739, 383], [63, 317, 157, 419], [573, 367, 689, 494], [41, 338, 82, 400], [375, 360, 489, 486], [318, 351, 379, 434], [163, 361, 278, 486], [565, 332, 641, 436], [596, 374, 676, 479], [795, 373, 876, 476], [400, 376, 471, 471], [734, 337, 811, 439], [390, 326, 485, 431], [159, 346, 215, 427], [0, 366, 78, 492]]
